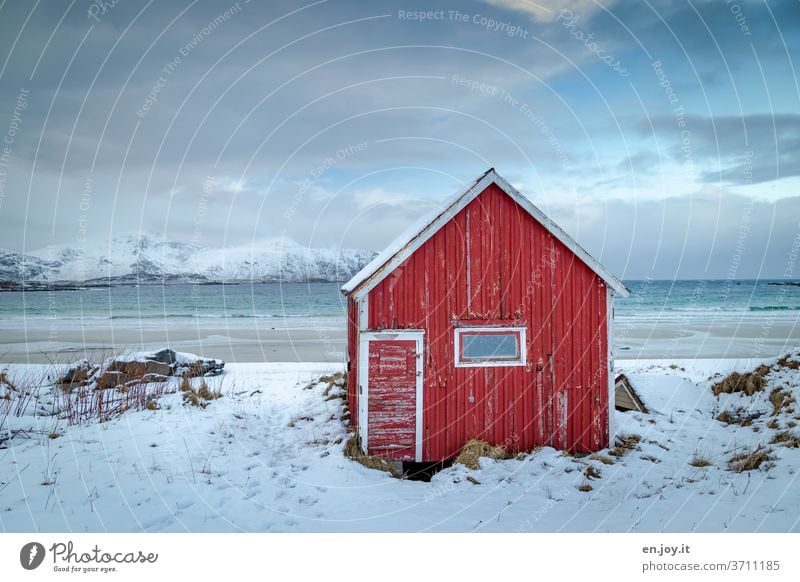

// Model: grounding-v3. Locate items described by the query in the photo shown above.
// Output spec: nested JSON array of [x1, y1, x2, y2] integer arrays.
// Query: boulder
[[96, 359, 172, 389], [59, 360, 97, 387], [151, 348, 177, 365], [70, 350, 226, 390], [174, 357, 225, 377]]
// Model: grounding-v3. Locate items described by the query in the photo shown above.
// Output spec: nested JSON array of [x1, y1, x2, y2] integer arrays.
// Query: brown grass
[[197, 379, 222, 401], [689, 454, 712, 468], [318, 372, 345, 385], [590, 453, 615, 465], [712, 370, 767, 396], [770, 431, 800, 448], [0, 370, 15, 390], [728, 446, 773, 472], [181, 379, 222, 408], [609, 434, 641, 457], [776, 354, 800, 370], [715, 410, 733, 424], [343, 434, 399, 477], [181, 362, 207, 379], [578, 483, 593, 492], [454, 438, 508, 470], [716, 408, 760, 426], [769, 387, 795, 416], [584, 465, 601, 480]]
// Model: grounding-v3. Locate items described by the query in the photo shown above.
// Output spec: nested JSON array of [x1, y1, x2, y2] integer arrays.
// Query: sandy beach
[[0, 322, 347, 364], [0, 316, 797, 364]]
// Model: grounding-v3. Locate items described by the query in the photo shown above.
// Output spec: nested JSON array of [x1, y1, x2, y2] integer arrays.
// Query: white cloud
[[478, 0, 619, 22]]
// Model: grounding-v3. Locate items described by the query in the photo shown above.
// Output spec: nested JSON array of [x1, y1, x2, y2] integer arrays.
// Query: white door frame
[[607, 287, 615, 448], [358, 329, 425, 462]]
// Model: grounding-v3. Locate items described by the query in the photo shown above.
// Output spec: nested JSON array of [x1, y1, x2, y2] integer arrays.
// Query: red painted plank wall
[[364, 183, 609, 460]]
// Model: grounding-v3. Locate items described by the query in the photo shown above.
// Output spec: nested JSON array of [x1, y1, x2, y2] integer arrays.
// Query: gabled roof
[[615, 374, 648, 413], [342, 168, 630, 299]]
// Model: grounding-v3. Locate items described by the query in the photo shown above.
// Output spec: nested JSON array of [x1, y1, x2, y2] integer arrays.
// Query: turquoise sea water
[[0, 280, 798, 328]]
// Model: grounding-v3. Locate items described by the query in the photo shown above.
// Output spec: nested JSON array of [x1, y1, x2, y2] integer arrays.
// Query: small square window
[[454, 326, 526, 367]]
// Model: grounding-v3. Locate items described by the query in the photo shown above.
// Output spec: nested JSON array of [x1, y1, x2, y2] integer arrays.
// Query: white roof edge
[[341, 168, 630, 299], [491, 173, 630, 298], [340, 168, 494, 295]]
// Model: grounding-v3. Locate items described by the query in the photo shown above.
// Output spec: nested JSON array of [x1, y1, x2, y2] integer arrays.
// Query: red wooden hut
[[341, 168, 629, 466]]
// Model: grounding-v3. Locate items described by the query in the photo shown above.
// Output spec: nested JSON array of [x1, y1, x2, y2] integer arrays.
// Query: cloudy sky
[[0, 0, 798, 279]]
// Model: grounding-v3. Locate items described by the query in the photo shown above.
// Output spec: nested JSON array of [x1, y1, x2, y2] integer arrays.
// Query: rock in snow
[[60, 349, 225, 390]]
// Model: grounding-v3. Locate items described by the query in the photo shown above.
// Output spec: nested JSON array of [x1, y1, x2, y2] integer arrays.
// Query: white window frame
[[454, 326, 527, 368]]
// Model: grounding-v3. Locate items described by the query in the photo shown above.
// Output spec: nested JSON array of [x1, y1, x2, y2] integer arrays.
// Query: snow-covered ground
[[1, 355, 799, 532]]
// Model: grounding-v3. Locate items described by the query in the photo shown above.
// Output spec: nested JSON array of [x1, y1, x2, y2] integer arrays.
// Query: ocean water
[[0, 280, 798, 328], [616, 279, 800, 323], [0, 282, 347, 330]]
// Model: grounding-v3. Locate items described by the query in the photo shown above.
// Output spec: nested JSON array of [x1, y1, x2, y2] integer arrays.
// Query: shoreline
[[0, 317, 798, 364]]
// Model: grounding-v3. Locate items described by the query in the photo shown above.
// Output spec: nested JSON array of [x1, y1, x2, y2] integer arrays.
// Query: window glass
[[462, 333, 519, 360], [455, 327, 526, 367]]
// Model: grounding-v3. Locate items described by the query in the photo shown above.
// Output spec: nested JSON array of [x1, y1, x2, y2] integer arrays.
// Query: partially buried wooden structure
[[614, 374, 648, 413], [341, 168, 629, 464]]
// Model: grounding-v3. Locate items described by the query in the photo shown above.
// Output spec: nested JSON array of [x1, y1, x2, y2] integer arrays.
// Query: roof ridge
[[342, 169, 629, 298]]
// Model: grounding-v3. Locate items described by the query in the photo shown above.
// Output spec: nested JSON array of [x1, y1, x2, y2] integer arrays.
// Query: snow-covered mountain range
[[0, 233, 377, 285]]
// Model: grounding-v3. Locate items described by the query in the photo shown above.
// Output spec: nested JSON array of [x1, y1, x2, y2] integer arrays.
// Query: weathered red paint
[[366, 339, 417, 460], [346, 181, 611, 461]]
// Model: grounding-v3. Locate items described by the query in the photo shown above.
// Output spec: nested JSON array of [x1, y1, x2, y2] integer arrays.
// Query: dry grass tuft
[[776, 354, 800, 370], [769, 387, 795, 416], [181, 378, 222, 408], [728, 446, 773, 472], [578, 483, 593, 492], [609, 434, 641, 457], [197, 379, 222, 401], [343, 434, 399, 477], [712, 370, 767, 396], [318, 372, 345, 385], [180, 362, 208, 379], [590, 453, 615, 465], [584, 465, 601, 480], [0, 370, 15, 389], [770, 431, 800, 448], [689, 454, 712, 468], [716, 408, 760, 426], [715, 410, 733, 424], [454, 438, 508, 470]]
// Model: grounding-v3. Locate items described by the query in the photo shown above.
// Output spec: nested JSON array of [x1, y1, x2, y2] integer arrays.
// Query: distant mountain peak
[[0, 234, 376, 285]]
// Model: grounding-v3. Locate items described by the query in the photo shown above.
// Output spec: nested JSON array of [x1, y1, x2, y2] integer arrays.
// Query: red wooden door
[[366, 339, 419, 461]]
